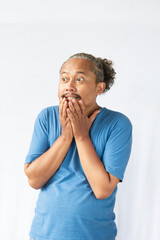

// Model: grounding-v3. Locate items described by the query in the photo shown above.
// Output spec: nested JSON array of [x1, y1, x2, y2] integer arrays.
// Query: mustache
[[61, 93, 81, 99]]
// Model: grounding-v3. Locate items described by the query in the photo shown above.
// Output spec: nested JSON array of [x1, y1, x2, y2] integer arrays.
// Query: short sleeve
[[25, 108, 50, 164], [102, 115, 133, 182]]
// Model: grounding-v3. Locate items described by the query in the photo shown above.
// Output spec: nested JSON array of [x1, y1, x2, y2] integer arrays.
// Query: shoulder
[[100, 107, 132, 131], [37, 105, 59, 119]]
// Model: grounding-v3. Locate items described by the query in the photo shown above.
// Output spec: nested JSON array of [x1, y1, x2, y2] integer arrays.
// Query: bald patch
[[60, 58, 95, 74]]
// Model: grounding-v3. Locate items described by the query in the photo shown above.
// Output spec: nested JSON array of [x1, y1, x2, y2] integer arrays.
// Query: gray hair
[[68, 53, 116, 93]]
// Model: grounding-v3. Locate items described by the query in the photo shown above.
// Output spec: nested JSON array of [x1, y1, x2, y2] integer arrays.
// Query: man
[[24, 53, 132, 240]]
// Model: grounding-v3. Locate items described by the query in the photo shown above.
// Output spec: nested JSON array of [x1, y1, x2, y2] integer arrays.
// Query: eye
[[61, 77, 68, 82], [76, 77, 84, 82]]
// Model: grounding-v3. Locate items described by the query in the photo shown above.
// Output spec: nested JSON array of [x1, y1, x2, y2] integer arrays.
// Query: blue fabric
[[25, 106, 132, 240]]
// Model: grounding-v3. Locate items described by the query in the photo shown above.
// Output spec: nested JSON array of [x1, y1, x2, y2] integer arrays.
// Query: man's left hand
[[67, 99, 100, 140]]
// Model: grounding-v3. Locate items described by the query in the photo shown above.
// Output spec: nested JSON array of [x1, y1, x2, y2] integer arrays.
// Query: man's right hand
[[59, 97, 73, 141]]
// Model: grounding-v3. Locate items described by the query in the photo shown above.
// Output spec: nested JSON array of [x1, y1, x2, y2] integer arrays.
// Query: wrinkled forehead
[[60, 57, 95, 74]]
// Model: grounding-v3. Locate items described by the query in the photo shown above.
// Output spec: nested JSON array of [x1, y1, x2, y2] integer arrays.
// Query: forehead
[[60, 58, 94, 74]]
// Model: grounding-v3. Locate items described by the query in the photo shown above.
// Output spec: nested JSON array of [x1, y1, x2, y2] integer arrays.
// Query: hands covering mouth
[[59, 95, 100, 141]]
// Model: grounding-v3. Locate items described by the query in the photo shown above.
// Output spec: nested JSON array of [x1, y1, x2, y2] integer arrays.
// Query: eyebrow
[[61, 71, 88, 76]]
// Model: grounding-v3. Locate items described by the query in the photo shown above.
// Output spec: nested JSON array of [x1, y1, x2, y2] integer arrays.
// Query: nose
[[65, 79, 77, 92]]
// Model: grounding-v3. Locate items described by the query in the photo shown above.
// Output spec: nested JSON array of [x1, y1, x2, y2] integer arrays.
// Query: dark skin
[[58, 58, 120, 199], [59, 96, 100, 141], [67, 98, 100, 139], [58, 57, 103, 140]]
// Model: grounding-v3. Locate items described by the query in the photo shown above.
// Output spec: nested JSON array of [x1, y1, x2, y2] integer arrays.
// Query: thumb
[[89, 109, 100, 125]]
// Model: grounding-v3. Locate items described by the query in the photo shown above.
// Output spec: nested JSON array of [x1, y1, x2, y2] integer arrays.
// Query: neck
[[87, 103, 102, 117]]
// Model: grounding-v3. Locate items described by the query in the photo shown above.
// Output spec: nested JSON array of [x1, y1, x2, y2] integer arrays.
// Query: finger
[[67, 108, 73, 123], [62, 98, 68, 120], [78, 100, 86, 115], [71, 99, 82, 115], [68, 100, 76, 113], [68, 101, 76, 120]]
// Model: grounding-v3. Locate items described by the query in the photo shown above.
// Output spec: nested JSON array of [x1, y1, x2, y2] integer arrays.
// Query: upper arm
[[25, 108, 49, 164], [102, 115, 132, 184]]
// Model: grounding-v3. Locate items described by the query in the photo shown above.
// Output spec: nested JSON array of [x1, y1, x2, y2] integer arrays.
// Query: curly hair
[[68, 53, 116, 93]]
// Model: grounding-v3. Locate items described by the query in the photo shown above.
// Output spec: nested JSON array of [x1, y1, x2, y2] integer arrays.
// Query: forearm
[[25, 135, 72, 189], [75, 136, 111, 199]]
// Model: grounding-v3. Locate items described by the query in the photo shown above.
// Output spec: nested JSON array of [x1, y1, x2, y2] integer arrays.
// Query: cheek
[[81, 91, 96, 105], [83, 86, 97, 98]]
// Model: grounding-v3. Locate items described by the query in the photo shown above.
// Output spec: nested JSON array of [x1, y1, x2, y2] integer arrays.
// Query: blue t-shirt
[[25, 106, 132, 240]]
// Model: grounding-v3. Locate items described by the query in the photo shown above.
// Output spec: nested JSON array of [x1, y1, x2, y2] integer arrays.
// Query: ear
[[96, 82, 106, 95]]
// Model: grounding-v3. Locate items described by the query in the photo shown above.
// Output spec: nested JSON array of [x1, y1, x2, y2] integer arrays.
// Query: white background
[[0, 1, 160, 239]]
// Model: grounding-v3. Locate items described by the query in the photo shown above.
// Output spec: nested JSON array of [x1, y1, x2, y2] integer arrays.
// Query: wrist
[[74, 134, 90, 142], [60, 133, 73, 143]]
